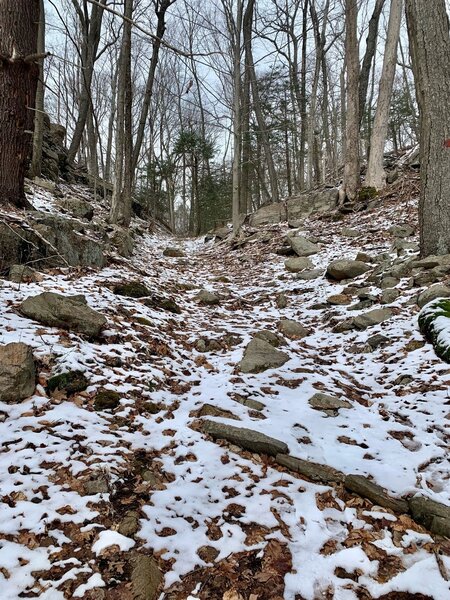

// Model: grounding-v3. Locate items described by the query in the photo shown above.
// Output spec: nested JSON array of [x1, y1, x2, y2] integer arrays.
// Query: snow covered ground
[[0, 185, 448, 599]]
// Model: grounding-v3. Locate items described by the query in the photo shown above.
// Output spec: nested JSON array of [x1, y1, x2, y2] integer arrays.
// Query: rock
[[232, 394, 265, 411], [380, 276, 400, 289], [163, 247, 185, 257], [392, 239, 419, 253], [389, 224, 415, 238], [94, 388, 121, 411], [0, 343, 36, 403], [8, 265, 42, 284], [417, 284, 450, 308], [213, 226, 230, 240], [114, 282, 150, 298], [275, 293, 288, 308], [195, 290, 220, 305], [83, 473, 110, 495], [295, 269, 322, 280], [198, 404, 239, 420], [327, 294, 352, 306], [110, 227, 134, 258], [20, 292, 107, 337], [278, 319, 308, 339], [355, 252, 373, 263], [308, 392, 352, 415], [341, 227, 360, 238], [411, 254, 450, 270], [239, 338, 289, 373], [130, 553, 163, 600], [197, 546, 220, 563], [409, 496, 450, 536], [287, 235, 319, 257], [367, 333, 389, 349], [345, 474, 409, 514], [194, 338, 221, 353], [249, 202, 286, 227], [118, 511, 140, 537], [352, 308, 393, 330], [284, 256, 313, 273], [254, 330, 285, 347], [287, 188, 339, 221], [381, 288, 400, 305], [201, 420, 288, 456], [144, 296, 181, 314], [418, 298, 450, 361], [47, 370, 89, 395], [327, 259, 370, 281], [276, 454, 344, 484], [57, 197, 94, 221]]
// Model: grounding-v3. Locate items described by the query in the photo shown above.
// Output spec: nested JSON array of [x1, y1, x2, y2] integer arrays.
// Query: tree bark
[[0, 0, 40, 207], [406, 0, 450, 256], [366, 0, 403, 190], [30, 0, 45, 179], [342, 0, 360, 202]]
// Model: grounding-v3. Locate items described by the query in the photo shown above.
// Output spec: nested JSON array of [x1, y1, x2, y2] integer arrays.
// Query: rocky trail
[[0, 180, 449, 599]]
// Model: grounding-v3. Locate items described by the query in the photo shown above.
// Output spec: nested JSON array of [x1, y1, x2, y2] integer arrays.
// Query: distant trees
[[0, 0, 40, 208], [406, 0, 450, 256]]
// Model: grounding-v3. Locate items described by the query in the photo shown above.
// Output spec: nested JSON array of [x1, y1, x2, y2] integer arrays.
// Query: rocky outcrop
[[239, 338, 289, 373], [0, 343, 36, 403], [56, 197, 94, 221], [19, 292, 107, 337]]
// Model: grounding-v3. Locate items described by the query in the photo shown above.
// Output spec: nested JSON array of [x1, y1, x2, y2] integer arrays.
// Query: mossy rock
[[94, 388, 121, 410], [144, 296, 181, 314], [358, 187, 378, 202], [113, 281, 150, 298], [418, 298, 450, 361], [47, 370, 89, 395]]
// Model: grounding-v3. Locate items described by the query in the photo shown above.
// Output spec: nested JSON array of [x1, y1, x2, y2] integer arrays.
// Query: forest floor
[[0, 180, 449, 599]]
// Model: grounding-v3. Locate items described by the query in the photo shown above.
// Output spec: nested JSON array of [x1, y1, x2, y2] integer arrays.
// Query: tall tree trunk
[[231, 1, 243, 235], [0, 0, 40, 207], [406, 0, 450, 256], [366, 0, 403, 190], [342, 0, 360, 202], [299, 0, 309, 190], [30, 0, 45, 179]]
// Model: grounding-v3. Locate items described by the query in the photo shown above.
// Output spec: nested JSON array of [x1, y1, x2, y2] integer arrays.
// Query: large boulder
[[287, 188, 339, 222], [239, 338, 289, 373], [327, 259, 370, 281], [19, 292, 107, 337], [0, 343, 36, 403], [56, 197, 94, 221], [417, 284, 450, 308], [249, 203, 286, 227], [287, 235, 320, 257], [284, 256, 313, 273], [352, 308, 393, 330]]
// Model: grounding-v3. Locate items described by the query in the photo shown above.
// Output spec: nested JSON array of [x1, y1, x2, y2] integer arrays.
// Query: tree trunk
[[406, 0, 450, 256], [342, 0, 360, 202], [30, 0, 45, 179], [0, 0, 40, 207], [231, 1, 243, 236], [366, 0, 403, 190]]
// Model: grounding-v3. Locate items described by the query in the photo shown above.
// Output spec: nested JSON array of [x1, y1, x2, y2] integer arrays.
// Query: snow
[[0, 182, 448, 598]]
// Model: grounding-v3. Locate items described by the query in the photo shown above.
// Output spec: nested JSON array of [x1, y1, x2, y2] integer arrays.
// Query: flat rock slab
[[353, 308, 393, 330], [130, 553, 163, 600], [327, 260, 370, 281], [345, 474, 408, 514], [308, 392, 352, 415], [0, 342, 36, 403], [285, 256, 313, 273], [20, 292, 107, 337], [287, 235, 320, 257], [239, 338, 289, 373], [276, 454, 344, 484], [278, 319, 308, 339], [201, 420, 288, 456]]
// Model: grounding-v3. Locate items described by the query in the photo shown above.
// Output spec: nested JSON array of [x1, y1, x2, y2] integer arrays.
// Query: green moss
[[418, 298, 450, 362], [135, 316, 153, 326], [94, 388, 121, 410], [113, 281, 150, 298], [358, 187, 378, 202], [144, 296, 181, 314], [47, 370, 89, 395]]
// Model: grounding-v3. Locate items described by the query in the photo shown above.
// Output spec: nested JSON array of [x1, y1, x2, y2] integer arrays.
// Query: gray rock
[[110, 227, 134, 258], [412, 254, 450, 269], [381, 288, 400, 305], [295, 269, 323, 280], [278, 319, 308, 339], [20, 292, 107, 337], [249, 203, 286, 227], [287, 188, 339, 221], [417, 284, 450, 308], [8, 265, 42, 284], [308, 392, 352, 415], [345, 474, 409, 514], [355, 252, 373, 263], [380, 276, 400, 289], [254, 330, 285, 347], [118, 511, 140, 537], [201, 420, 288, 456], [195, 290, 220, 305], [327, 294, 352, 306], [352, 308, 392, 330], [163, 247, 185, 257], [367, 333, 389, 349], [276, 454, 345, 484], [287, 235, 320, 257], [389, 224, 415, 238], [285, 256, 313, 273], [57, 197, 94, 220], [341, 227, 360, 238], [130, 553, 163, 600], [240, 338, 289, 373], [327, 259, 370, 281], [0, 343, 36, 403], [276, 293, 288, 308], [83, 473, 110, 495]]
